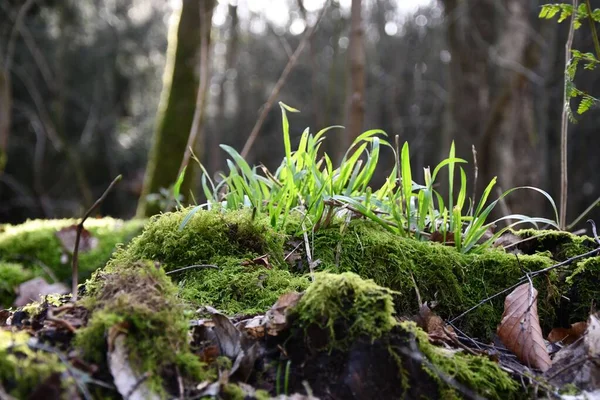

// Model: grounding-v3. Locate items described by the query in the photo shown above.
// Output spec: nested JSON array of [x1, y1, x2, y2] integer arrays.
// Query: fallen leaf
[[55, 225, 99, 254], [266, 292, 303, 336], [14, 278, 68, 307], [241, 254, 272, 269], [548, 321, 587, 345], [429, 231, 455, 245], [108, 327, 160, 400], [415, 303, 456, 343], [497, 283, 551, 371], [585, 314, 600, 358]]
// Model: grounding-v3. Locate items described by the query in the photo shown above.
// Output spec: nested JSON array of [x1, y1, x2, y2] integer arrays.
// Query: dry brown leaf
[[548, 321, 588, 345], [415, 303, 456, 343], [497, 283, 551, 371], [55, 225, 98, 254], [266, 292, 303, 336]]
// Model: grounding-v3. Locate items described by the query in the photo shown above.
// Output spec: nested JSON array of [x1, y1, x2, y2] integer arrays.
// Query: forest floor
[[1, 209, 599, 399]]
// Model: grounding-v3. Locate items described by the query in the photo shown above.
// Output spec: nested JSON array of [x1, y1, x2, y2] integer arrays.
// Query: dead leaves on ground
[[497, 283, 552, 372]]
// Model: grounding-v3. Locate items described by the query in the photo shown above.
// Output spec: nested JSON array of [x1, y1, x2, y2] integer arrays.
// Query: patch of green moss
[[76, 261, 211, 395], [303, 220, 558, 339], [177, 256, 309, 315], [564, 256, 600, 321], [0, 218, 145, 282], [293, 272, 397, 349], [400, 322, 519, 400], [0, 262, 33, 307], [112, 209, 284, 271], [0, 329, 67, 398], [516, 229, 595, 260]]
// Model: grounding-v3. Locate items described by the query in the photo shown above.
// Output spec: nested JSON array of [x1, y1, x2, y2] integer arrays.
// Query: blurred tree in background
[[1, 0, 599, 230]]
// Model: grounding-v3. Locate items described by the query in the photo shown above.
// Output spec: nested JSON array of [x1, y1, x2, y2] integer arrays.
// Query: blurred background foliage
[[0, 0, 599, 230]]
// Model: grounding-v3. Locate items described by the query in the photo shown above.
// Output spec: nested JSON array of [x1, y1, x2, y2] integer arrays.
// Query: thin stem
[[71, 175, 122, 302], [559, 0, 577, 230], [240, 1, 329, 159]]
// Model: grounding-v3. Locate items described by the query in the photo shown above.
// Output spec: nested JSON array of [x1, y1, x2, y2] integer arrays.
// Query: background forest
[[1, 0, 599, 231]]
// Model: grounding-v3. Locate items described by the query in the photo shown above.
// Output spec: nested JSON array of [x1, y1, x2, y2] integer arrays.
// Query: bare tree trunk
[[0, 68, 9, 172], [442, 0, 546, 217], [212, 3, 238, 175], [342, 0, 366, 159], [137, 0, 213, 217]]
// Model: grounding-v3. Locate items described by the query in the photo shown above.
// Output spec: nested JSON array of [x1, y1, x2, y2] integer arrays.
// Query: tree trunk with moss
[[137, 0, 213, 217]]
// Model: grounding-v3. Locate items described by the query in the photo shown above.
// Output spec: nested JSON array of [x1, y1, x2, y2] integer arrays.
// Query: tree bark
[[441, 0, 547, 218], [342, 0, 366, 159], [137, 0, 212, 217]]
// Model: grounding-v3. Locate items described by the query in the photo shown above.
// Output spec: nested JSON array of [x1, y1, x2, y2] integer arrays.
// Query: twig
[[470, 145, 478, 217], [559, 0, 577, 230], [165, 264, 219, 275], [4, 0, 37, 72], [240, 1, 329, 158], [71, 175, 122, 302]]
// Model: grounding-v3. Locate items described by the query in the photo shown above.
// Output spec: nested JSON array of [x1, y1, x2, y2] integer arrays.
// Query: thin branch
[[449, 243, 600, 324], [165, 264, 219, 275], [4, 0, 37, 72], [71, 175, 122, 302], [560, 0, 577, 230], [240, 1, 329, 159]]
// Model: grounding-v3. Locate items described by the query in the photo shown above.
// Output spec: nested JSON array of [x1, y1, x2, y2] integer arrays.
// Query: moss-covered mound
[[77, 260, 210, 396], [263, 272, 519, 400], [293, 272, 397, 349], [110, 208, 598, 339], [0, 218, 145, 307]]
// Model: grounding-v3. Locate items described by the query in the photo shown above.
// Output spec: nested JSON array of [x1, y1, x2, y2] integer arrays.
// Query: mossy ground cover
[[0, 218, 145, 307], [2, 208, 599, 398]]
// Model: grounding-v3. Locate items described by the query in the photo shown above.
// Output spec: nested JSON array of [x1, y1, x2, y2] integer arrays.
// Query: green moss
[[222, 383, 246, 399], [177, 256, 309, 315], [400, 322, 519, 400], [516, 229, 595, 260], [113, 209, 285, 271], [76, 261, 211, 395], [565, 256, 600, 322], [0, 329, 67, 398], [293, 272, 397, 349], [0, 262, 33, 307], [0, 218, 145, 282], [304, 220, 558, 338]]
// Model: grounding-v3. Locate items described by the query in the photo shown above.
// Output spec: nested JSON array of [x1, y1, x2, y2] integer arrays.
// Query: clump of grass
[[182, 103, 558, 253]]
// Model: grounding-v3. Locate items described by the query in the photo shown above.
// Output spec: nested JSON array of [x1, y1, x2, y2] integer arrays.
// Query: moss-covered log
[[111, 208, 598, 339], [0, 218, 144, 307]]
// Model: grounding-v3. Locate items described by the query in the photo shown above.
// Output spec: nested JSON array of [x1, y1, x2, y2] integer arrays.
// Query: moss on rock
[[0, 218, 145, 284], [293, 272, 397, 349]]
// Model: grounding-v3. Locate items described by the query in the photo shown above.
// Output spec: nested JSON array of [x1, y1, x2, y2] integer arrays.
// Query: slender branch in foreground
[[449, 243, 600, 324], [165, 264, 219, 275], [559, 0, 577, 229], [71, 175, 122, 302], [240, 1, 329, 158]]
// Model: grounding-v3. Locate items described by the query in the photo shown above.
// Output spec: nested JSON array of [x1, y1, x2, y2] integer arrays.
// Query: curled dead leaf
[[497, 283, 551, 372], [548, 321, 587, 345]]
